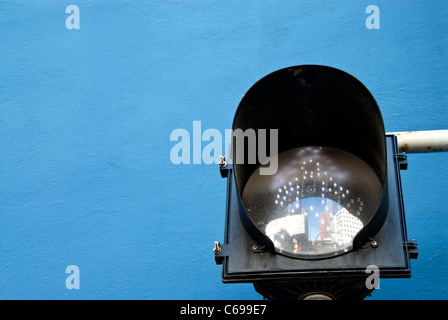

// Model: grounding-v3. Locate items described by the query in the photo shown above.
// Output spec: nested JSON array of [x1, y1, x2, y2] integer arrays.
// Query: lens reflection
[[242, 146, 383, 257]]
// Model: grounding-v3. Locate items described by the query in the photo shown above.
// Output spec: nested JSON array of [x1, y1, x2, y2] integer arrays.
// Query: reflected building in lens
[[328, 208, 364, 245], [319, 198, 363, 247], [319, 211, 330, 241]]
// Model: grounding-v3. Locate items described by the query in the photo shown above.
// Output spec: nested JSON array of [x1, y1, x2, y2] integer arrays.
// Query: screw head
[[213, 241, 222, 254], [218, 156, 227, 168]]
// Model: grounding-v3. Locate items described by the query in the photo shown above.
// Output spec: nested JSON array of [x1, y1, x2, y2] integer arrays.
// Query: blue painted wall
[[0, 0, 447, 299]]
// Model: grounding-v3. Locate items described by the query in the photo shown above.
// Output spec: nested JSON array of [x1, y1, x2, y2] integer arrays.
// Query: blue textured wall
[[0, 0, 447, 299]]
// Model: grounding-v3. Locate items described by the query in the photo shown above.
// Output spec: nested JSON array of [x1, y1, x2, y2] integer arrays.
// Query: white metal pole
[[387, 130, 448, 153]]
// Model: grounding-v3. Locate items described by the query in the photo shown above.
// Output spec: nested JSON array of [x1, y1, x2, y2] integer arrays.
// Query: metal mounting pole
[[387, 130, 448, 153]]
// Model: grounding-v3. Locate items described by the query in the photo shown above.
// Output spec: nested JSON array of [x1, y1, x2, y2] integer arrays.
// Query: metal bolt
[[371, 240, 378, 248], [218, 156, 227, 168], [252, 244, 258, 251], [213, 241, 222, 254]]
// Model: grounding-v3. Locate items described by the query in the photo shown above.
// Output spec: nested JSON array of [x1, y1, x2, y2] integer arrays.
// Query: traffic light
[[214, 65, 418, 300]]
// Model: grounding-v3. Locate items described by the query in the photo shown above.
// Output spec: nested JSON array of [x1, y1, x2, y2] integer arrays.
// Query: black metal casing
[[214, 65, 417, 299], [216, 135, 416, 284]]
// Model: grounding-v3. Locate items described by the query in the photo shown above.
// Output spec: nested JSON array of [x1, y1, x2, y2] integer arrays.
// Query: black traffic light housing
[[214, 65, 417, 300]]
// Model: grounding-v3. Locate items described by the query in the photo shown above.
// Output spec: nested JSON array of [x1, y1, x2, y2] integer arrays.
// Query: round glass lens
[[241, 146, 383, 258]]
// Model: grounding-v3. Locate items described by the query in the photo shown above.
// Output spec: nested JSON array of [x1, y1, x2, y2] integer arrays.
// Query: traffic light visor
[[232, 65, 388, 259]]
